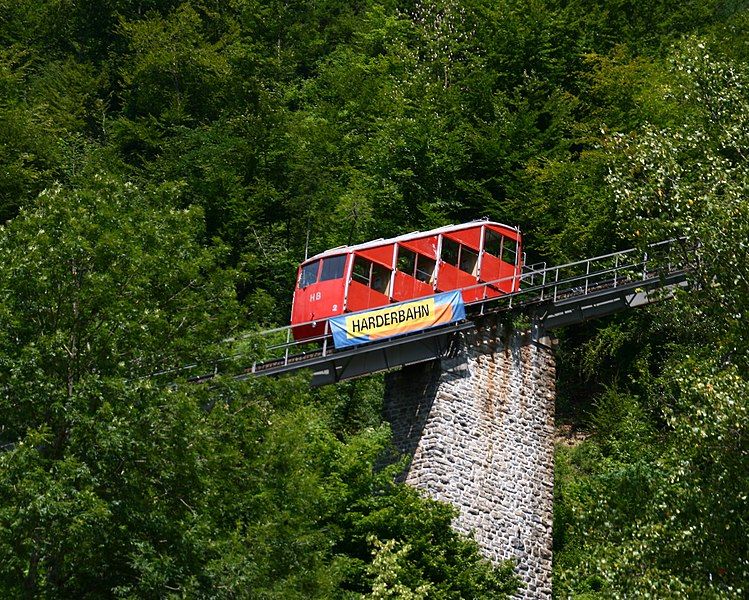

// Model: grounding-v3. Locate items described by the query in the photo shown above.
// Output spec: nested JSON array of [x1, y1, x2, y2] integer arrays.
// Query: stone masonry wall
[[383, 318, 556, 599]]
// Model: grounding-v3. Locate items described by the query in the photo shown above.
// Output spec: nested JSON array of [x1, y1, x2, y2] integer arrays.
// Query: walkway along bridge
[[221, 238, 695, 387]]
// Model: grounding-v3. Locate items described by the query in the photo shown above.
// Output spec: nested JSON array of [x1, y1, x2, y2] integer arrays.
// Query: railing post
[[284, 327, 290, 366], [553, 268, 559, 302], [541, 268, 547, 301], [322, 321, 329, 357], [614, 254, 618, 288], [584, 260, 590, 295], [642, 251, 648, 280]]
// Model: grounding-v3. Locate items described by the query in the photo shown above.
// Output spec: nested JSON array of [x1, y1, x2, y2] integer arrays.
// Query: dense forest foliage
[[0, 0, 747, 597]]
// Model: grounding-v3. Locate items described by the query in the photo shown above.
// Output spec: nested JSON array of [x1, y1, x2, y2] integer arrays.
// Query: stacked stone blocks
[[384, 317, 556, 599]]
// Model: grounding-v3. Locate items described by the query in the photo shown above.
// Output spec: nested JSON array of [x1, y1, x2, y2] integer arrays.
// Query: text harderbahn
[[349, 304, 431, 334]]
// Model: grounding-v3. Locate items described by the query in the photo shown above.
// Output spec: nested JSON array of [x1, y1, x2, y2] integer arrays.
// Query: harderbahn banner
[[330, 291, 466, 349]]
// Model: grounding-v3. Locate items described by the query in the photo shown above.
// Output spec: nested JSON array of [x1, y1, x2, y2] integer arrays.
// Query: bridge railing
[[467, 237, 693, 314], [202, 238, 695, 378]]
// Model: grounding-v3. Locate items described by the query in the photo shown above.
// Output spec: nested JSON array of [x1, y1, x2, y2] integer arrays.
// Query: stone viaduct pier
[[384, 317, 556, 598]]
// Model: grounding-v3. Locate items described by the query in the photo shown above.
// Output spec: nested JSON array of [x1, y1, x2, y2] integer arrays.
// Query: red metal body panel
[[480, 253, 516, 298], [478, 252, 501, 298], [444, 226, 481, 250], [290, 221, 523, 341], [486, 223, 520, 241], [357, 244, 395, 268], [401, 236, 438, 258], [437, 262, 483, 302], [291, 256, 349, 340], [347, 279, 390, 313], [392, 270, 434, 302]]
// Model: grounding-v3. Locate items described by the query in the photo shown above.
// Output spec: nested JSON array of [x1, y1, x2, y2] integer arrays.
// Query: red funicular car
[[290, 220, 522, 340]]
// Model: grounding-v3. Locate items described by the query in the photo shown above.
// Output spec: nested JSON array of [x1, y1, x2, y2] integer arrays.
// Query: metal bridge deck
[[184, 239, 695, 387]]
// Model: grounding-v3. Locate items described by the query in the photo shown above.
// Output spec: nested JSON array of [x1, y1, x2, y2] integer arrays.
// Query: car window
[[299, 260, 319, 288], [320, 255, 346, 281], [441, 238, 460, 267]]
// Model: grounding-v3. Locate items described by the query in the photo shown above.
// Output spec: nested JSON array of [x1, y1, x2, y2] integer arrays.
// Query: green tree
[[554, 37, 749, 598], [0, 175, 239, 596]]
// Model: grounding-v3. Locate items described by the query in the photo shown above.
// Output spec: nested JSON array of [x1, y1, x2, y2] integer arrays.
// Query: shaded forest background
[[0, 0, 747, 597]]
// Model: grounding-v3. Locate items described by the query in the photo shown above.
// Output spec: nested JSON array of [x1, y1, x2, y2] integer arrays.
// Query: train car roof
[[302, 220, 520, 264]]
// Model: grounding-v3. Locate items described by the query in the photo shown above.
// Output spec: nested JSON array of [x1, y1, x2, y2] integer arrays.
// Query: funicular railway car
[[291, 220, 522, 341]]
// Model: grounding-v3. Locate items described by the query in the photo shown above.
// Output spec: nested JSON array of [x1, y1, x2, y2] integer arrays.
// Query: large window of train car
[[397, 247, 416, 277], [352, 257, 370, 285], [416, 255, 436, 283], [484, 229, 502, 258], [460, 246, 479, 275], [441, 237, 460, 267], [371, 263, 390, 294], [502, 237, 517, 265], [352, 256, 391, 295], [397, 247, 436, 284], [441, 237, 478, 275], [319, 254, 346, 281], [484, 230, 517, 266], [299, 260, 320, 288]]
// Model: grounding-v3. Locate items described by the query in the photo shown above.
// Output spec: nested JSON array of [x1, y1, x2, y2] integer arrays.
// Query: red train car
[[291, 220, 522, 340]]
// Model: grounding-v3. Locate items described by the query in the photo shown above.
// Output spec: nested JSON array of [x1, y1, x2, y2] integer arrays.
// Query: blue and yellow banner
[[330, 291, 466, 349]]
